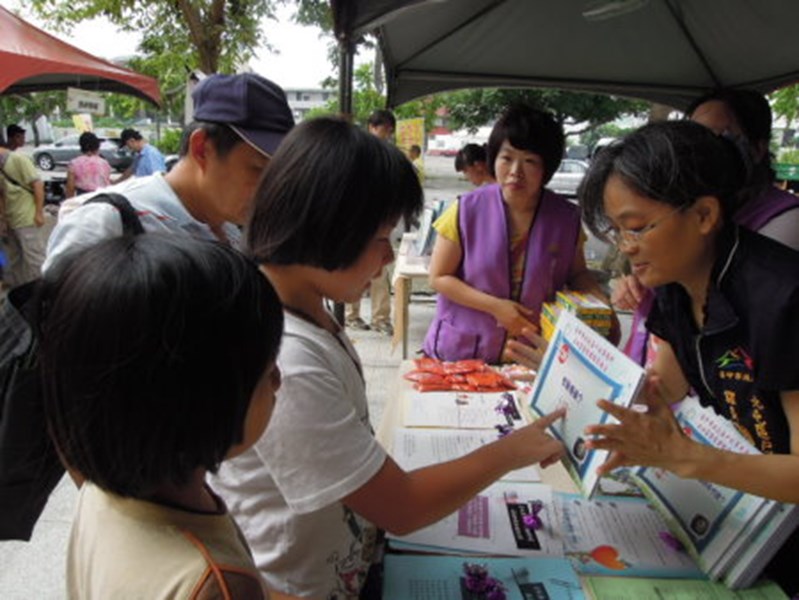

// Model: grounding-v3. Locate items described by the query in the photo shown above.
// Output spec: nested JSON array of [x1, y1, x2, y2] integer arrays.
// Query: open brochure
[[553, 492, 703, 579], [631, 396, 799, 588], [528, 310, 645, 498], [403, 390, 526, 430], [387, 482, 561, 557], [584, 576, 788, 599], [391, 427, 541, 482], [386, 482, 703, 579], [383, 554, 585, 600]]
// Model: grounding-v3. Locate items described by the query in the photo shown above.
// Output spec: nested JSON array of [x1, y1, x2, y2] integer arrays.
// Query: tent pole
[[333, 34, 356, 326]]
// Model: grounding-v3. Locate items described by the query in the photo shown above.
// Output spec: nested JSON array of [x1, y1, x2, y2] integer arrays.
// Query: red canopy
[[0, 6, 160, 106]]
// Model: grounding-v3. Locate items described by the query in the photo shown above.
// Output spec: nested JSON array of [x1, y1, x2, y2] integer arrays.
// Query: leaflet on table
[[584, 576, 788, 599], [631, 397, 782, 580], [553, 492, 704, 579], [382, 554, 585, 600], [528, 310, 645, 498], [723, 502, 799, 590], [387, 482, 561, 556], [391, 427, 541, 482], [403, 390, 526, 430]]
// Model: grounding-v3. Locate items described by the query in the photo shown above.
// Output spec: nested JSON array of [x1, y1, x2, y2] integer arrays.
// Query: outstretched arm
[[344, 409, 565, 535], [584, 356, 799, 503]]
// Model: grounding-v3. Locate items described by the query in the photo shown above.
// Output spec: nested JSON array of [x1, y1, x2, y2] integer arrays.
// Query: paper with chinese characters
[[403, 390, 525, 430], [387, 481, 561, 556], [528, 310, 645, 498], [391, 427, 541, 482]]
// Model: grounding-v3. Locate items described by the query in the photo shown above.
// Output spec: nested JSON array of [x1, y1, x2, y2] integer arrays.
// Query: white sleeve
[[43, 202, 124, 273], [254, 336, 386, 515]]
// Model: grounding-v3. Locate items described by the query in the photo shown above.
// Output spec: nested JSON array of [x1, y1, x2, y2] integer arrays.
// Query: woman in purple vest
[[423, 105, 615, 364], [614, 89, 799, 367]]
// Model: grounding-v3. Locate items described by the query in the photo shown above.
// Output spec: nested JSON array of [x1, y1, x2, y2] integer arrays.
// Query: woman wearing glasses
[[423, 104, 615, 365], [614, 89, 799, 368], [580, 121, 799, 595]]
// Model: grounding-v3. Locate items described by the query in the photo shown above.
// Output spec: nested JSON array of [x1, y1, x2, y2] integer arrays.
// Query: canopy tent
[[0, 5, 160, 106], [331, 0, 799, 109]]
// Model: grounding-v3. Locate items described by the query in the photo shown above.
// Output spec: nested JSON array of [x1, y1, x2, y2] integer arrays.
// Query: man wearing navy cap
[[44, 73, 295, 270], [11, 73, 294, 544]]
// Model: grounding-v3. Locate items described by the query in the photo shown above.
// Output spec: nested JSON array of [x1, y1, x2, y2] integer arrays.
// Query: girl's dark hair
[[246, 117, 423, 270], [486, 104, 565, 183], [579, 120, 747, 239], [178, 121, 243, 158], [79, 132, 101, 153], [39, 234, 283, 498], [454, 143, 487, 172]]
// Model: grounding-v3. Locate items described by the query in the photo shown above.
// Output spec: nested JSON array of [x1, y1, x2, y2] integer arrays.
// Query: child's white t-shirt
[[211, 312, 387, 599]]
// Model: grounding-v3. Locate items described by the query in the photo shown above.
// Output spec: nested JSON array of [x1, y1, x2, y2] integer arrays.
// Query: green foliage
[[771, 84, 799, 129], [579, 123, 637, 149], [155, 127, 183, 155], [27, 0, 280, 78], [443, 88, 648, 137], [0, 92, 66, 145], [301, 63, 443, 137]]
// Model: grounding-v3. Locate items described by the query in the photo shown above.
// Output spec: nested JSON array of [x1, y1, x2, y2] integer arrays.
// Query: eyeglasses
[[603, 202, 690, 248]]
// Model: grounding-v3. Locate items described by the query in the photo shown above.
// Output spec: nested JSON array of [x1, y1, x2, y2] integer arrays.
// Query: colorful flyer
[[528, 310, 645, 498]]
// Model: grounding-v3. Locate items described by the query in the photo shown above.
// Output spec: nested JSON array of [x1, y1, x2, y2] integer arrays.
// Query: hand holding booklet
[[528, 310, 646, 498]]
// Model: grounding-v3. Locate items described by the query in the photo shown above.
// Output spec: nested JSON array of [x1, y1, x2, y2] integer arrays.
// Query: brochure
[[383, 554, 585, 600], [553, 492, 704, 579], [391, 427, 541, 482], [404, 390, 526, 430], [528, 310, 645, 498], [631, 396, 799, 587], [387, 481, 561, 557], [584, 576, 788, 599]]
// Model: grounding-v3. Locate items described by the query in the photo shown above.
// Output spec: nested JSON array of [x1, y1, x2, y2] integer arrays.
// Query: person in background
[[65, 132, 112, 198], [424, 104, 616, 364], [45, 72, 295, 272], [581, 121, 799, 596], [40, 233, 298, 599], [454, 142, 495, 188], [211, 117, 566, 599], [0, 141, 45, 287], [612, 89, 799, 368], [408, 143, 425, 185], [5, 125, 26, 151], [119, 128, 166, 180], [346, 109, 397, 335]]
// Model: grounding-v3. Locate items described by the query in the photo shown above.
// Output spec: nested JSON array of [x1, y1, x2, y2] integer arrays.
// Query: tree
[[27, 0, 282, 75], [443, 88, 648, 138], [0, 92, 66, 145], [305, 63, 444, 134], [771, 84, 799, 136]]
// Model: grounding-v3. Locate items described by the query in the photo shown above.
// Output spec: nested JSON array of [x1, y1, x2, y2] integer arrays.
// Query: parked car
[[548, 159, 589, 198], [33, 135, 134, 172]]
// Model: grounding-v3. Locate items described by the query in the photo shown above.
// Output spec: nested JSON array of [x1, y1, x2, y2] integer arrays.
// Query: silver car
[[548, 159, 589, 198], [33, 135, 134, 172]]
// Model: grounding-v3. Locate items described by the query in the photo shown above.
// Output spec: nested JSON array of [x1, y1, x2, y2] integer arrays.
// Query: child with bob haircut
[[211, 117, 567, 599], [39, 233, 296, 600], [578, 121, 799, 595]]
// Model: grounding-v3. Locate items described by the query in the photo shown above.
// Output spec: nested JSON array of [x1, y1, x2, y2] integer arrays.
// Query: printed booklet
[[383, 554, 585, 600], [528, 310, 646, 498], [631, 396, 799, 588]]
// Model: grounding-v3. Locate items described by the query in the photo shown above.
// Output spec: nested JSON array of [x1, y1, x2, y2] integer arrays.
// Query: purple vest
[[423, 184, 581, 363], [624, 186, 799, 365]]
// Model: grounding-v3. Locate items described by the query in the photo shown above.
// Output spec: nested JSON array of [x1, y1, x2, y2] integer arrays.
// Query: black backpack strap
[[85, 192, 145, 236]]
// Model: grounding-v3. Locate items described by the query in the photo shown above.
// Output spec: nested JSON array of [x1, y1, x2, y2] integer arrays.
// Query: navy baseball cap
[[192, 73, 295, 157]]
